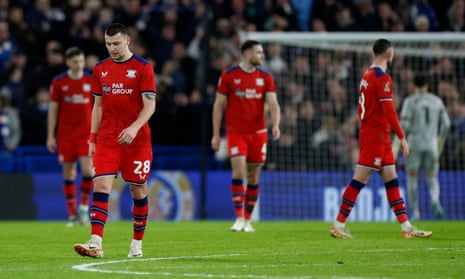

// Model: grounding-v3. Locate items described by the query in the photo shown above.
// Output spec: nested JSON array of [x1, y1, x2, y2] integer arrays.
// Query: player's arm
[[211, 93, 227, 151], [381, 100, 409, 157], [118, 93, 156, 145], [438, 105, 451, 155], [46, 101, 59, 153], [266, 92, 281, 141], [88, 95, 102, 155]]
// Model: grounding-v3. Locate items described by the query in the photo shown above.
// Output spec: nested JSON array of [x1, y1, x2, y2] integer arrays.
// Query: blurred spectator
[[296, 100, 322, 170], [291, 0, 313, 31], [7, 5, 38, 61], [409, 0, 439, 31], [266, 0, 300, 31], [334, 3, 362, 31], [441, 94, 465, 170], [3, 50, 31, 111], [353, 0, 377, 31], [25, 0, 66, 43], [413, 14, 431, 32], [311, 115, 350, 170], [373, 1, 401, 32], [19, 87, 49, 146], [32, 39, 66, 90], [172, 41, 197, 95], [0, 86, 21, 154], [445, 0, 465, 31], [0, 19, 17, 76], [264, 42, 287, 77], [311, 17, 327, 31]]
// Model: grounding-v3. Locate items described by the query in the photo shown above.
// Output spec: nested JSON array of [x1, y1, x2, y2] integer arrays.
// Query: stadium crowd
[[1, 0, 465, 170]]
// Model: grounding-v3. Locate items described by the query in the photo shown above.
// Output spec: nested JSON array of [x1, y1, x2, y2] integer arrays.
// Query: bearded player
[[211, 40, 281, 232]]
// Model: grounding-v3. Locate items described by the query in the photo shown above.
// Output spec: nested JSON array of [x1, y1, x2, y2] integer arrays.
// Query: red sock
[[90, 192, 109, 238], [63, 180, 77, 217], [385, 179, 408, 223], [244, 184, 259, 220], [132, 197, 149, 240], [231, 179, 245, 218], [336, 180, 365, 223], [80, 176, 93, 206]]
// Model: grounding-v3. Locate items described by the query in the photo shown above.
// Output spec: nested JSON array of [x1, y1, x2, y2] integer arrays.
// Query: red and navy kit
[[217, 65, 276, 163], [92, 55, 156, 183], [357, 66, 404, 169], [50, 71, 93, 162]]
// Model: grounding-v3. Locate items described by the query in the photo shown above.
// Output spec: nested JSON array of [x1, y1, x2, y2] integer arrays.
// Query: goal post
[[244, 32, 465, 221]]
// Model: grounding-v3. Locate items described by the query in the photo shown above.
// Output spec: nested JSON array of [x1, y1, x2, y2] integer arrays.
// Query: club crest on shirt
[[256, 78, 264, 86], [126, 70, 137, 78], [384, 82, 390, 92], [83, 83, 91, 92], [102, 83, 111, 95]]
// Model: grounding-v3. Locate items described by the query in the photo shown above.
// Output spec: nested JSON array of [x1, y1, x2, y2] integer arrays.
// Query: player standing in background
[[211, 40, 281, 232], [73, 23, 157, 258], [330, 38, 432, 238], [398, 73, 450, 220], [47, 47, 93, 227]]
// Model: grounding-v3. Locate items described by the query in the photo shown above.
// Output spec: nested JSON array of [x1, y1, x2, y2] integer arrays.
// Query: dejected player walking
[[73, 23, 157, 258], [329, 38, 432, 239]]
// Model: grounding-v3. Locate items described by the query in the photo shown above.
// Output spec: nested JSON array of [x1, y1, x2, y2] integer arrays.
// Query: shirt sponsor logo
[[235, 89, 262, 99], [126, 70, 137, 78], [101, 71, 108, 78], [110, 83, 133, 94], [234, 78, 241, 84]]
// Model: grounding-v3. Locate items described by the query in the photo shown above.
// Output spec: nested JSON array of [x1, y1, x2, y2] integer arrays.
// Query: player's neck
[[68, 70, 83, 80], [113, 51, 133, 62], [239, 62, 256, 73]]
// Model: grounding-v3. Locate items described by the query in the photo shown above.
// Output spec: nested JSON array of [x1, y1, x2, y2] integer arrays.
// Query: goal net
[[245, 32, 465, 221]]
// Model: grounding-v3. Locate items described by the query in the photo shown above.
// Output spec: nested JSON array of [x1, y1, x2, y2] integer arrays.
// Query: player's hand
[[272, 126, 281, 141], [211, 135, 220, 151], [400, 138, 409, 158], [46, 138, 56, 153], [118, 126, 138, 145]]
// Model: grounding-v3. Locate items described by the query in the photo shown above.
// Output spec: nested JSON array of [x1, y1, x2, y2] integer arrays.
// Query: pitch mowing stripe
[[71, 253, 381, 279]]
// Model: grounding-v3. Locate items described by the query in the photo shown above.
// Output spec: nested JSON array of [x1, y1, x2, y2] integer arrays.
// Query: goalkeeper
[[396, 73, 450, 220]]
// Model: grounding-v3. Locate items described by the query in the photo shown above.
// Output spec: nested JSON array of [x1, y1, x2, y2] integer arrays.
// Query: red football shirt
[[217, 65, 276, 134], [50, 71, 93, 142], [358, 66, 402, 144], [92, 55, 157, 147]]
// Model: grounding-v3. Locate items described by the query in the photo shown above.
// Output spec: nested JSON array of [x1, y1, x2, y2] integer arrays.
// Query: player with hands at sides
[[211, 40, 281, 232], [47, 47, 93, 227]]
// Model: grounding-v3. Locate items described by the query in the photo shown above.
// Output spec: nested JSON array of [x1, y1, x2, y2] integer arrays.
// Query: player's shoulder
[[52, 71, 69, 82], [224, 65, 241, 74], [131, 54, 151, 66], [94, 57, 112, 68]]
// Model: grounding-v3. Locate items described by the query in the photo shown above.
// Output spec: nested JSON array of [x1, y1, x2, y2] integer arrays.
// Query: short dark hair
[[372, 38, 392, 56], [413, 73, 429, 88], [241, 40, 261, 53], [64, 47, 84, 60], [105, 23, 128, 36]]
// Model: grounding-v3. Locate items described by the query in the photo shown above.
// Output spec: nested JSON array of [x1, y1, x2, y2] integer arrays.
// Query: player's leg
[[424, 151, 443, 219], [78, 155, 93, 225], [380, 165, 432, 238], [62, 162, 78, 227], [128, 182, 148, 257], [242, 132, 267, 232], [227, 132, 248, 231], [121, 146, 152, 257], [74, 145, 119, 258], [406, 170, 420, 220], [330, 143, 375, 238], [330, 165, 372, 238], [405, 150, 421, 220], [230, 156, 247, 231]]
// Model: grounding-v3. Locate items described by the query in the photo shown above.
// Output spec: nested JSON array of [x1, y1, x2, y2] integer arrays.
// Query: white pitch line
[[72, 253, 345, 279]]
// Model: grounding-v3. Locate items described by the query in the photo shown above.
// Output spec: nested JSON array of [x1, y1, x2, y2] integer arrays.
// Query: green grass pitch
[[1, 221, 464, 278]]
